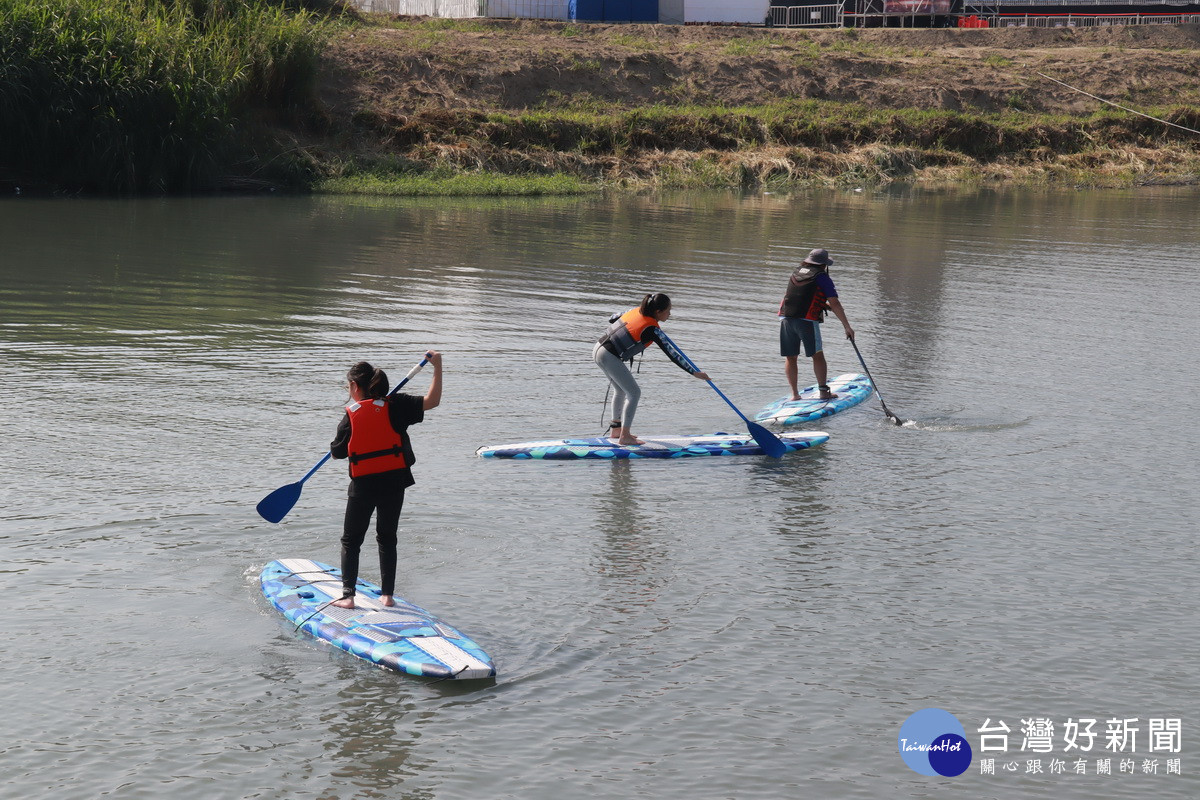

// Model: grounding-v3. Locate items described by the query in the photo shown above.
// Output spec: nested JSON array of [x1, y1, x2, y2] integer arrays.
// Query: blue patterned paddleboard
[[755, 373, 873, 426], [476, 431, 828, 459], [260, 558, 495, 680]]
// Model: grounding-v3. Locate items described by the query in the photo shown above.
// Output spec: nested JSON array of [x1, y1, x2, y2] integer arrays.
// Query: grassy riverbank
[[5, 5, 1200, 194], [309, 18, 1200, 192]]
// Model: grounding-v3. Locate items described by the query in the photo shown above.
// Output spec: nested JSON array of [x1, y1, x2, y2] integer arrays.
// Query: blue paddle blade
[[256, 481, 303, 524], [747, 421, 788, 458]]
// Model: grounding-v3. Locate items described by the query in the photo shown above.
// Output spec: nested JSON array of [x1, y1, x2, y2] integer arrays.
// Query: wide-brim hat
[[803, 248, 833, 266]]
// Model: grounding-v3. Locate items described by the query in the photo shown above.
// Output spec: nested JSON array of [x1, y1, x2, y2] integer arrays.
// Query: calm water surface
[[1, 188, 1198, 799]]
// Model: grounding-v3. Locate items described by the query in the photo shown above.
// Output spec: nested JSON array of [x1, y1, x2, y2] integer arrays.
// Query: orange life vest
[[600, 308, 659, 360], [346, 398, 407, 478]]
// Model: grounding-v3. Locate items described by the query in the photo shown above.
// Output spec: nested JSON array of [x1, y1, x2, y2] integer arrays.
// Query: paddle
[[656, 331, 787, 458], [256, 353, 432, 523], [849, 338, 903, 426]]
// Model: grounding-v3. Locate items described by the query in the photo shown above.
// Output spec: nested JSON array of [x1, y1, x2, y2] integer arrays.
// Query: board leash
[[598, 353, 643, 434], [429, 664, 471, 684], [277, 568, 334, 582], [599, 382, 613, 434], [294, 598, 340, 632]]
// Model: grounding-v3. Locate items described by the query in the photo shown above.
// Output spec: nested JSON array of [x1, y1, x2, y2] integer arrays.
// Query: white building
[[349, 0, 772, 24]]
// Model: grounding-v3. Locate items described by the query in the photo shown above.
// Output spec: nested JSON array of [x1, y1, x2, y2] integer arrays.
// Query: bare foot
[[331, 597, 355, 609], [379, 595, 395, 607], [617, 436, 644, 446], [788, 395, 801, 402]]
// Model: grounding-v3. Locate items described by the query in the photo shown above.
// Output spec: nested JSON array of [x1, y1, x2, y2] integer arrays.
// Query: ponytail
[[638, 292, 671, 316], [347, 361, 390, 399]]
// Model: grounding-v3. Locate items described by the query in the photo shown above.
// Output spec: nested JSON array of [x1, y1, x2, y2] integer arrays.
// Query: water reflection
[[750, 452, 834, 541], [320, 675, 432, 799], [591, 461, 668, 617], [258, 634, 497, 799]]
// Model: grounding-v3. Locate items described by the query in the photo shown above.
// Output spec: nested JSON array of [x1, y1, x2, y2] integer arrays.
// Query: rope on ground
[[1037, 71, 1200, 137]]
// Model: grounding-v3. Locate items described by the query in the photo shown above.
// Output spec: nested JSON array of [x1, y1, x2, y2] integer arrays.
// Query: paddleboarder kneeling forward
[[329, 352, 442, 609], [779, 248, 855, 401], [594, 293, 708, 446]]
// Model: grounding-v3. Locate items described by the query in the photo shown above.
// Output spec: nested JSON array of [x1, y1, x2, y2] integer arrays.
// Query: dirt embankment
[[302, 19, 1200, 187]]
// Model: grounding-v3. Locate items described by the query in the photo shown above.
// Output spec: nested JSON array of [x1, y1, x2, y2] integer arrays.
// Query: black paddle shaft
[[849, 339, 903, 426]]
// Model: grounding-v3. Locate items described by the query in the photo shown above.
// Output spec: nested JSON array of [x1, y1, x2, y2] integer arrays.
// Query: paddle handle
[[388, 354, 431, 397], [849, 338, 901, 424]]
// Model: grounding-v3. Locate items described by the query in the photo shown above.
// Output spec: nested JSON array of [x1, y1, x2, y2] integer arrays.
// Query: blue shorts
[[780, 317, 822, 358]]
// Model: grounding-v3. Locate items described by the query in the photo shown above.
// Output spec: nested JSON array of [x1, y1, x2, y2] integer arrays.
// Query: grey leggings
[[594, 342, 641, 430]]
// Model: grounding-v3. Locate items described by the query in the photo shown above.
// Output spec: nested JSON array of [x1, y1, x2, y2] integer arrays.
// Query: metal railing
[[996, 11, 1200, 24], [768, 4, 845, 26], [993, 0, 1200, 6]]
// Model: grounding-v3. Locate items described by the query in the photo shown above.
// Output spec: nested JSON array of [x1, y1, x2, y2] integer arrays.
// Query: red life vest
[[600, 308, 659, 360], [778, 266, 829, 322], [346, 398, 407, 478]]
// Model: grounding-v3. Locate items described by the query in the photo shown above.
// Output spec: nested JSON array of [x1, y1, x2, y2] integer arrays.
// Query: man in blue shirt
[[778, 248, 856, 400]]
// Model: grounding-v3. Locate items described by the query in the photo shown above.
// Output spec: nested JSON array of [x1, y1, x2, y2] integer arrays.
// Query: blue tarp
[[570, 0, 657, 21]]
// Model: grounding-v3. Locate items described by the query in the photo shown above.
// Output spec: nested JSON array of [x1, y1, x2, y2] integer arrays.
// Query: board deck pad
[[260, 558, 495, 680], [476, 430, 829, 460], [754, 373, 873, 426]]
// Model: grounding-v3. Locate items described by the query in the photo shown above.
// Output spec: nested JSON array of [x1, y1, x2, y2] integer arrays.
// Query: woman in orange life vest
[[328, 352, 442, 610], [594, 293, 709, 446]]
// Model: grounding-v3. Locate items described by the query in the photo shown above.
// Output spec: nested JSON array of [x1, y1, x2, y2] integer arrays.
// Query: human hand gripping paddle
[[848, 338, 903, 426], [255, 353, 433, 523], [656, 331, 787, 458]]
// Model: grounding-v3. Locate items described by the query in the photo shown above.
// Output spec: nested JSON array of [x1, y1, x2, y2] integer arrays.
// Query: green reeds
[[0, 0, 329, 193], [316, 169, 597, 197]]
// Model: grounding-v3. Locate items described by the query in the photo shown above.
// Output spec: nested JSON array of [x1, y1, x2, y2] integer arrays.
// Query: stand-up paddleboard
[[476, 431, 829, 460], [755, 373, 873, 426], [260, 558, 495, 680]]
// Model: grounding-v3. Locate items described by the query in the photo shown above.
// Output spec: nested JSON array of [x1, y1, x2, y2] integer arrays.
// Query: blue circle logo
[[898, 708, 973, 777]]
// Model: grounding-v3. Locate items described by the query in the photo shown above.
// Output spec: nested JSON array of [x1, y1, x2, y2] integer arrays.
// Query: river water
[[1, 187, 1197, 799]]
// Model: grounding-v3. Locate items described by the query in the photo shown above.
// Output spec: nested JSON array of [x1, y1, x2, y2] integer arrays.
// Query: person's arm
[[647, 328, 709, 381], [422, 350, 442, 410], [330, 414, 351, 459], [826, 297, 854, 340]]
